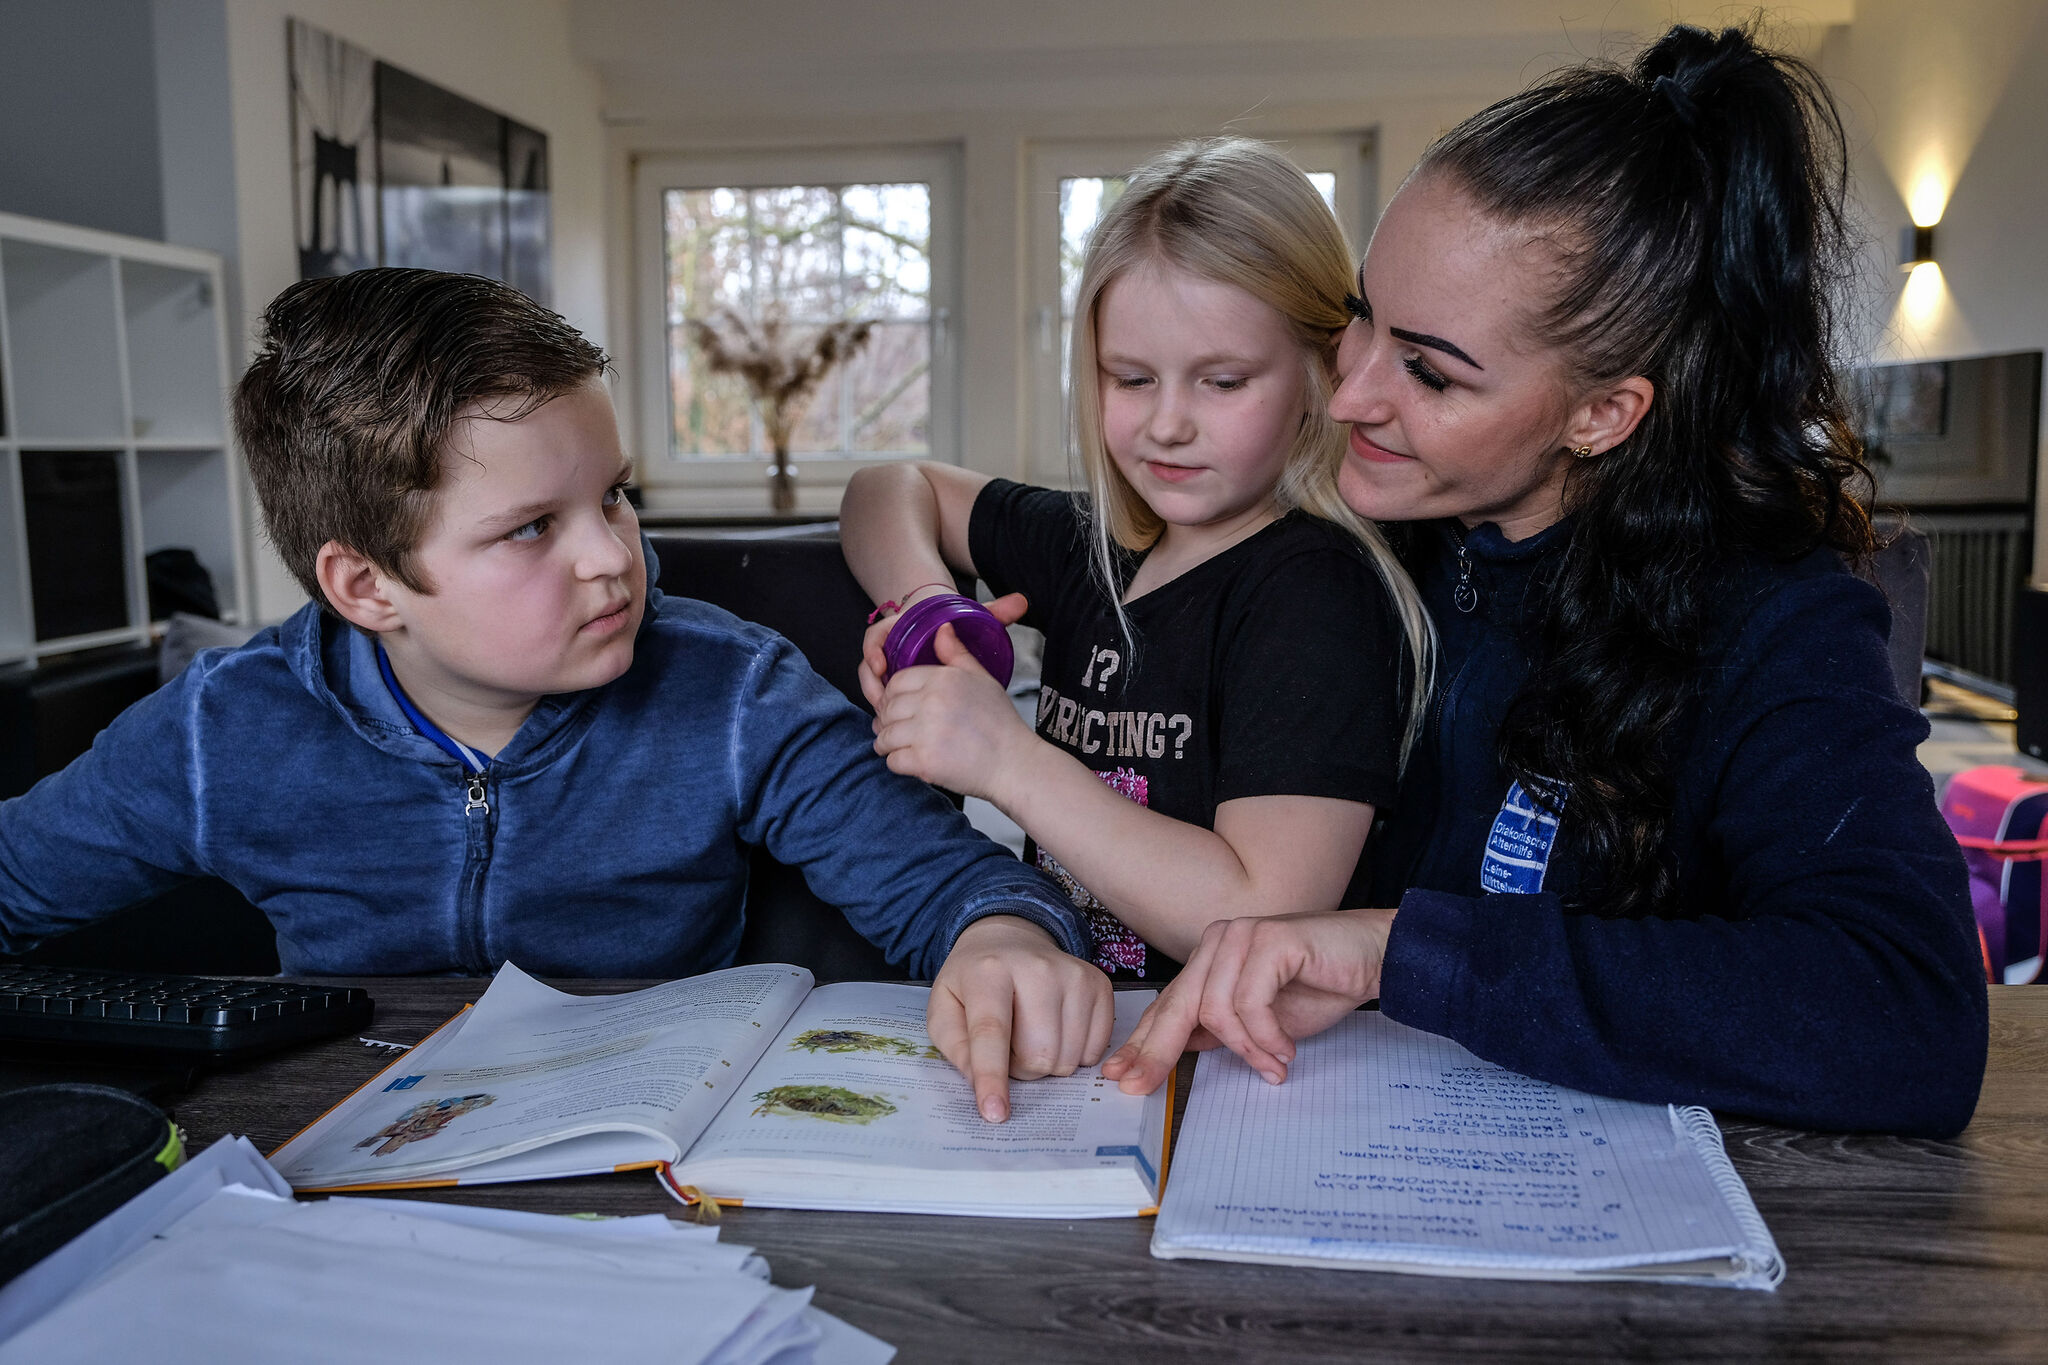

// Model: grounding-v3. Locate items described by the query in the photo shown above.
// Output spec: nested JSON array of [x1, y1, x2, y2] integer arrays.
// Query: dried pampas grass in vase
[[686, 305, 874, 513]]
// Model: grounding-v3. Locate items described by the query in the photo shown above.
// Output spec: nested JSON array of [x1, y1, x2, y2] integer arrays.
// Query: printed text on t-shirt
[[1037, 684, 1193, 760]]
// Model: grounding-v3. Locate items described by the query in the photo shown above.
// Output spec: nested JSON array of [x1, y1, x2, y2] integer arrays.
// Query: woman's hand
[[1100, 908, 1398, 1094], [871, 608, 1036, 801], [858, 590, 1028, 711], [930, 914, 1116, 1123]]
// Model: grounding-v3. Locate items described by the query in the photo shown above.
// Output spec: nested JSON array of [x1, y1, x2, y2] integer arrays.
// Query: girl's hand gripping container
[[883, 593, 1015, 689]]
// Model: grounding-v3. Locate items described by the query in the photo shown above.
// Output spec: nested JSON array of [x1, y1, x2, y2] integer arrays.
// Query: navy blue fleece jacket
[[1366, 520, 1987, 1137]]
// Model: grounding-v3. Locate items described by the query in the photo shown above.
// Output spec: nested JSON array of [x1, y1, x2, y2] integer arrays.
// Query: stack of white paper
[[0, 1136, 891, 1364]]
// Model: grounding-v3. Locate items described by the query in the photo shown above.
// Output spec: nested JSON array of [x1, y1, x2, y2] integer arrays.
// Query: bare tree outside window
[[662, 183, 933, 464]]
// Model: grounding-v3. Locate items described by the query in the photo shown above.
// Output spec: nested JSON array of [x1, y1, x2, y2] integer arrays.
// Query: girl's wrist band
[[866, 582, 956, 625]]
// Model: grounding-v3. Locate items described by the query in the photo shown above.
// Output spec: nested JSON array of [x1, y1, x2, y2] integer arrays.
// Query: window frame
[[632, 145, 963, 512], [1022, 134, 1376, 486]]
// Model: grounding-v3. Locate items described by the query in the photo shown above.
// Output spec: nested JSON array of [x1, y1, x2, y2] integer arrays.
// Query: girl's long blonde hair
[[1068, 136, 1434, 761]]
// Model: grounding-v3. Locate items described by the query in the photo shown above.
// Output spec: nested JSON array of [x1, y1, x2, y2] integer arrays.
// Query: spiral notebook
[[1152, 1013, 1783, 1289]]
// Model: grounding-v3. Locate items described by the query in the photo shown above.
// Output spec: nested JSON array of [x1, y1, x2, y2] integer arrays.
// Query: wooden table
[[163, 982, 2048, 1364]]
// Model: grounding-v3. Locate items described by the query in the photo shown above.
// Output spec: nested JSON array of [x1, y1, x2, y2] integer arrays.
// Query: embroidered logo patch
[[1479, 780, 1564, 894]]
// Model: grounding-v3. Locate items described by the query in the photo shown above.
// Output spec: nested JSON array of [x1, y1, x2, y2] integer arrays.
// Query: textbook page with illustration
[[270, 963, 1169, 1218], [1152, 1012, 1782, 1288]]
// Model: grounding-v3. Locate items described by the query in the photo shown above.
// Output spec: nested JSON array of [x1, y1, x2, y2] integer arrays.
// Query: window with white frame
[[633, 148, 960, 512], [1025, 136, 1373, 486]]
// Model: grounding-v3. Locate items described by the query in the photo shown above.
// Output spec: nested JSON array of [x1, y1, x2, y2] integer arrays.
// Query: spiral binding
[[1671, 1104, 1787, 1289]]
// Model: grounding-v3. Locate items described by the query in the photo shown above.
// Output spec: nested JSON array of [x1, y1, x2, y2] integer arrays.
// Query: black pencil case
[[0, 1083, 182, 1286]]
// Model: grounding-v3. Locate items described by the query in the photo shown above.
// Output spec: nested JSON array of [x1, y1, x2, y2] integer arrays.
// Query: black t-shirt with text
[[969, 478, 1405, 980]]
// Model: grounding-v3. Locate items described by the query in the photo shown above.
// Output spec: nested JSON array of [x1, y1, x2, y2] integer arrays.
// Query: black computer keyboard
[[0, 967, 374, 1061]]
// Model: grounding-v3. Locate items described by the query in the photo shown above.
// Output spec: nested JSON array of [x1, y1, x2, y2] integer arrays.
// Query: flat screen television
[[1851, 349, 2043, 690], [1856, 350, 2042, 513]]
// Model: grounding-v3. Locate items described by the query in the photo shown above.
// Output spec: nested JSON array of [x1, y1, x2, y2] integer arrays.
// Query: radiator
[[1919, 511, 2031, 685]]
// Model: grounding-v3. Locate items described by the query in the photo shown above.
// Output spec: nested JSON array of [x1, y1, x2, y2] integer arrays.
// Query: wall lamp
[[1900, 223, 1937, 272]]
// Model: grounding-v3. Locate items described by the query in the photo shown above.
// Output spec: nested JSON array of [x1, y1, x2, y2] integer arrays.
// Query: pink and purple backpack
[[1939, 765, 2048, 984]]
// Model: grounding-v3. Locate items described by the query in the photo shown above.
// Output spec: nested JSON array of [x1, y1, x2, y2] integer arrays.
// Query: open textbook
[[1153, 1012, 1783, 1289], [271, 963, 1170, 1218]]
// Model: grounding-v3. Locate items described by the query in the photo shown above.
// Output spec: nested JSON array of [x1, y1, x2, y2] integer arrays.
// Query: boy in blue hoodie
[[0, 269, 1110, 1122]]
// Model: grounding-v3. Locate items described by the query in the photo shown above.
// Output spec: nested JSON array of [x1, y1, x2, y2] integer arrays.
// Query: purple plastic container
[[884, 593, 1015, 687]]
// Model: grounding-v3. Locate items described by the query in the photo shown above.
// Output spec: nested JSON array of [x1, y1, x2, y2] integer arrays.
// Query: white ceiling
[[570, 0, 1855, 123]]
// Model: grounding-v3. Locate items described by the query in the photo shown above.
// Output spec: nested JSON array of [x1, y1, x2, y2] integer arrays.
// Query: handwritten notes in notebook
[[1152, 1012, 1782, 1288]]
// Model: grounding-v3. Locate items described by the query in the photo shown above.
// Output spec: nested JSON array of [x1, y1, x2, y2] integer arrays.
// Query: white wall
[[1818, 2, 2048, 573], [211, 0, 609, 620], [155, 0, 243, 360]]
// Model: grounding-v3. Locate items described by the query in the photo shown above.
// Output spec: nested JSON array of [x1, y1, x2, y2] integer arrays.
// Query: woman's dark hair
[[1416, 22, 1874, 917]]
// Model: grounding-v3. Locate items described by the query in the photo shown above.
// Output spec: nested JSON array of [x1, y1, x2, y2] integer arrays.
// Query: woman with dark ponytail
[[1105, 23, 1988, 1136]]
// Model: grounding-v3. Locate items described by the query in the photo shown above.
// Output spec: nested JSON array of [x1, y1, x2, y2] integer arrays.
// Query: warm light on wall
[[1893, 166, 1947, 336], [1899, 260, 1945, 330], [1906, 172, 1949, 229]]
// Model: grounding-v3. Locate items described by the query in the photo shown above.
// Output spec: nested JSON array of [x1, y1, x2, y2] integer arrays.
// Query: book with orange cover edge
[[660, 1030, 1177, 1216], [270, 962, 1170, 1219]]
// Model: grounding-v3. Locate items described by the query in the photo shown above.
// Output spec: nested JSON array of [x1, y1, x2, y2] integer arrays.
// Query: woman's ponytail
[[1413, 21, 1873, 917]]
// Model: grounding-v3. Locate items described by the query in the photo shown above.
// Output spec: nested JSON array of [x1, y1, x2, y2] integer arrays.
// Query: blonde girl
[[841, 137, 1430, 980]]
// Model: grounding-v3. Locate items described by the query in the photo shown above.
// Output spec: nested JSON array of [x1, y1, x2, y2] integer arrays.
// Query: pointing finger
[[1108, 969, 1202, 1094], [963, 986, 1014, 1122]]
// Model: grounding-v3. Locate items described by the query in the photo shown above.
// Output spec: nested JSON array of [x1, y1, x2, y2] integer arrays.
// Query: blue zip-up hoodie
[[0, 550, 1087, 977], [1367, 520, 1988, 1137]]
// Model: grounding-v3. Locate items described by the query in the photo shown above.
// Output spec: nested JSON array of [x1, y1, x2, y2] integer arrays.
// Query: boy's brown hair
[[233, 268, 609, 609]]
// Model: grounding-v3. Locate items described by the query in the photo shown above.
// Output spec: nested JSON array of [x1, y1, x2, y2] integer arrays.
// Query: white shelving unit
[[0, 211, 248, 667]]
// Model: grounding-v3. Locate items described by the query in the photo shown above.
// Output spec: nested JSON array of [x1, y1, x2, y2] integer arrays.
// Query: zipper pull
[[1453, 537, 1479, 614], [463, 772, 490, 816]]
